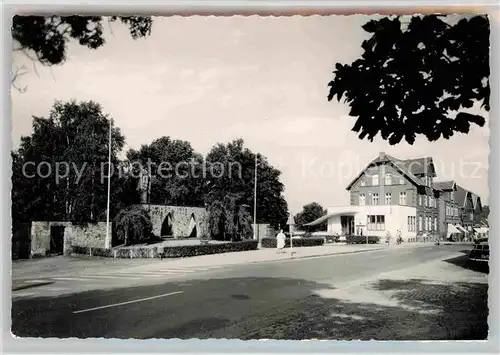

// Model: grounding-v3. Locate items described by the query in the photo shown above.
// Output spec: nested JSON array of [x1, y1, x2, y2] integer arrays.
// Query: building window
[[418, 216, 423, 231], [367, 215, 385, 231], [385, 173, 392, 185], [399, 176, 405, 184], [429, 197, 434, 208], [446, 205, 450, 216], [372, 174, 379, 186], [426, 217, 431, 231], [359, 194, 366, 205], [407, 216, 416, 232], [360, 180, 366, 187], [399, 192, 407, 205], [424, 195, 428, 207], [372, 193, 379, 205], [385, 193, 392, 205], [434, 217, 437, 231]]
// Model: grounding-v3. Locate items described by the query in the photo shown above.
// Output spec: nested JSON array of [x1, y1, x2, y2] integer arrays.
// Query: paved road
[[11, 244, 480, 339]]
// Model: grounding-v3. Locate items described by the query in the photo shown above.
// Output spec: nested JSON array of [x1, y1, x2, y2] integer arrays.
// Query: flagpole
[[254, 154, 258, 246], [106, 119, 112, 249]]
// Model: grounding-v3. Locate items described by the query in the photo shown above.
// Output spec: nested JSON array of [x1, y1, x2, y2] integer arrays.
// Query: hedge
[[261, 237, 324, 248], [345, 235, 380, 244], [159, 240, 258, 258], [71, 246, 113, 257], [71, 240, 258, 259]]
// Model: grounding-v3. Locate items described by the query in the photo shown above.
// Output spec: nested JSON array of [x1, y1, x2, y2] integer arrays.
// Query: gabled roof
[[454, 185, 469, 207], [434, 181, 457, 191], [471, 193, 482, 210], [346, 153, 436, 191], [401, 157, 437, 177]]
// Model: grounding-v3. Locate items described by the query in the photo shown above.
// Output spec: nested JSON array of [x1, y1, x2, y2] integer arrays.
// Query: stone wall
[[134, 204, 209, 238], [30, 221, 112, 256]]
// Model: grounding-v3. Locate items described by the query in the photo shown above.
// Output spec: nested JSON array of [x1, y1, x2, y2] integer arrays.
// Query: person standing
[[276, 229, 286, 254]]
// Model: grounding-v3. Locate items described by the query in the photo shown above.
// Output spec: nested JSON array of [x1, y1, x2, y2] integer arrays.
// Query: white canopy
[[304, 211, 358, 227], [447, 224, 461, 236], [475, 227, 489, 235]]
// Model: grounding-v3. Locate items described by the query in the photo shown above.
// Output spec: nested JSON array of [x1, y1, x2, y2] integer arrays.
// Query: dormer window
[[385, 173, 392, 185], [450, 191, 455, 201]]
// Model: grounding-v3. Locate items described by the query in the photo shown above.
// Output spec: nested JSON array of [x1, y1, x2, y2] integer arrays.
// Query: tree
[[126, 136, 207, 207], [294, 202, 327, 231], [204, 139, 289, 229], [207, 193, 253, 242], [12, 16, 152, 66], [114, 205, 153, 245], [328, 15, 490, 145], [11, 100, 130, 225]]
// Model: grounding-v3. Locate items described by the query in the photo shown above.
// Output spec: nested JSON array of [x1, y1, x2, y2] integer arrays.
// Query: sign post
[[287, 214, 295, 257]]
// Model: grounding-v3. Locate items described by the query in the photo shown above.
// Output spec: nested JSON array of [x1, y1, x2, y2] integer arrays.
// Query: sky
[[11, 15, 490, 213]]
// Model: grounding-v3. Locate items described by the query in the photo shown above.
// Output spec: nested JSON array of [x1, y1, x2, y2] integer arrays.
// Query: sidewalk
[[11, 242, 433, 284]]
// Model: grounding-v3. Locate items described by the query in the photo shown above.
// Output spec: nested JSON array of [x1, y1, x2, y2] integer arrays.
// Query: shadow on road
[[237, 279, 488, 341], [443, 254, 489, 274], [12, 273, 489, 340]]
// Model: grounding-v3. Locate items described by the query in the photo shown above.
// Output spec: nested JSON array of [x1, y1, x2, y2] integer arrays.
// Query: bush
[[160, 240, 258, 258], [261, 237, 324, 248], [114, 206, 153, 245], [71, 246, 113, 257], [345, 235, 380, 244], [72, 241, 259, 258]]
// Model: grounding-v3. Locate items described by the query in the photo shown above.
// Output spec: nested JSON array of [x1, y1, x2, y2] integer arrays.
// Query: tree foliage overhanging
[[328, 15, 490, 145], [12, 15, 153, 66]]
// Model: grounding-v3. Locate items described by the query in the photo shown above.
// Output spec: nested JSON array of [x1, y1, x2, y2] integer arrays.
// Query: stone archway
[[188, 213, 198, 238], [161, 213, 173, 237]]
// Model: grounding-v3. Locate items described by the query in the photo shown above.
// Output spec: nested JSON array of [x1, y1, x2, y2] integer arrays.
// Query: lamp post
[[254, 154, 259, 247], [105, 119, 113, 249], [367, 192, 372, 245], [287, 214, 295, 256]]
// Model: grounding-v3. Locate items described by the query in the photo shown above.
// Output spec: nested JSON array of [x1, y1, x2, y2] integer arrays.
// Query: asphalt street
[[11, 244, 484, 339]]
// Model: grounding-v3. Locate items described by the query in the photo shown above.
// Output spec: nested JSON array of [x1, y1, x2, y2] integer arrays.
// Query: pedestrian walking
[[385, 230, 392, 245], [276, 229, 286, 254]]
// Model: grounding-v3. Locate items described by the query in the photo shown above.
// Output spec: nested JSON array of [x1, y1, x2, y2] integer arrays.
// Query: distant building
[[305, 152, 484, 242]]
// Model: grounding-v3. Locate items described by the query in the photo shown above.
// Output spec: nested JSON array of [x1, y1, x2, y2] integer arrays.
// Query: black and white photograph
[[9, 10, 491, 341]]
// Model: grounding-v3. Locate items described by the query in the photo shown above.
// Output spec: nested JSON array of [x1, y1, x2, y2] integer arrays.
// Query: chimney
[[379, 152, 386, 159]]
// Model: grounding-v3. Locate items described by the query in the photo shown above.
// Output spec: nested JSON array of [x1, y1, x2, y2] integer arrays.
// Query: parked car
[[468, 238, 489, 263]]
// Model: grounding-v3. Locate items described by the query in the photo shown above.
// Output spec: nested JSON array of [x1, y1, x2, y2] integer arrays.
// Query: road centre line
[[371, 255, 384, 259], [72, 291, 184, 314]]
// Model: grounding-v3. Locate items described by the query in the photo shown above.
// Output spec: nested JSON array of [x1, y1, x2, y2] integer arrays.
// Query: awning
[[456, 225, 468, 233], [447, 224, 461, 234], [304, 211, 358, 227], [475, 227, 489, 234]]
